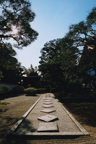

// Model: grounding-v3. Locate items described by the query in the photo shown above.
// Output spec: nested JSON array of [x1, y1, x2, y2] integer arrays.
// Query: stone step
[[41, 109, 56, 113], [37, 122, 59, 132], [38, 114, 58, 122]]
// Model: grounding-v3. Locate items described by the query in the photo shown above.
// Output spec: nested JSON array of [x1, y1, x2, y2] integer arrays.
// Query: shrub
[[24, 87, 37, 96], [37, 88, 46, 94], [0, 87, 2, 94], [14, 86, 24, 94], [0, 85, 11, 94], [51, 88, 58, 93]]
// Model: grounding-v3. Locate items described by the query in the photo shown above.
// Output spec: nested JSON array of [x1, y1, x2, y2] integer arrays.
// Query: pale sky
[[15, 0, 96, 69]]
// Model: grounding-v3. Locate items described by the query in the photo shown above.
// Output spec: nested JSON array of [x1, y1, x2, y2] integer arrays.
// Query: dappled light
[[11, 25, 18, 35]]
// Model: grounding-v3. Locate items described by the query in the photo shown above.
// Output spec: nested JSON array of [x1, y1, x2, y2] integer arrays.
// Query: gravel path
[[0, 94, 96, 144], [15, 93, 87, 136]]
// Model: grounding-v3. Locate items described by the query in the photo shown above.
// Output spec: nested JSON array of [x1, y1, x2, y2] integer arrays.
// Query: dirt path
[[0, 94, 96, 144]]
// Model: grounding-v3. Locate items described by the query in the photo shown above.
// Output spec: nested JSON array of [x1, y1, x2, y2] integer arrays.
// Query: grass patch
[[0, 102, 9, 106], [63, 102, 96, 127]]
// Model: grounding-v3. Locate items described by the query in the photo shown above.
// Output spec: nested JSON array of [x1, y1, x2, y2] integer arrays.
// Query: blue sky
[[15, 0, 96, 69]]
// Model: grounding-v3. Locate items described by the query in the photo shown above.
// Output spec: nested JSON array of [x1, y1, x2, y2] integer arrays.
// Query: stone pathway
[[8, 93, 89, 139]]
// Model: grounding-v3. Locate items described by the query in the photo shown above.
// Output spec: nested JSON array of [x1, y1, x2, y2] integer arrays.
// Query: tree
[[0, 42, 18, 80], [66, 7, 96, 89], [0, 0, 38, 80], [39, 37, 81, 94], [22, 65, 40, 87], [39, 39, 64, 89], [23, 64, 38, 77], [0, 0, 38, 48], [86, 7, 96, 78], [39, 6, 96, 92], [67, 7, 96, 72], [0, 43, 17, 68], [1, 62, 23, 84], [0, 43, 23, 84], [78, 45, 92, 87], [59, 36, 80, 87]]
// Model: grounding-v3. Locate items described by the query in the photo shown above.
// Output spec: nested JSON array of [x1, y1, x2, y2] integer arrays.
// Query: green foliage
[[1, 62, 23, 84], [0, 102, 9, 107], [0, 43, 24, 84], [39, 39, 61, 65], [39, 39, 64, 89], [39, 37, 80, 91], [24, 87, 37, 96], [60, 36, 80, 85], [0, 0, 38, 81], [87, 7, 96, 26], [37, 88, 46, 94], [23, 65, 38, 77], [50, 88, 58, 93], [0, 43, 18, 80], [0, 43, 17, 69], [0, 85, 11, 94], [0, 71, 3, 80], [39, 6, 96, 93], [67, 7, 96, 89], [14, 86, 24, 94], [0, 0, 38, 49], [68, 7, 96, 74], [36, 87, 56, 93]]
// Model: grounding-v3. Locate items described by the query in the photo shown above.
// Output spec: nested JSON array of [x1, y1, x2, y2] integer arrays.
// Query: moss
[[63, 102, 96, 126], [0, 102, 9, 106]]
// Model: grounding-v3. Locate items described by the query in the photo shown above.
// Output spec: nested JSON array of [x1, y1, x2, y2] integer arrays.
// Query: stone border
[[8, 95, 43, 135], [8, 94, 89, 138], [59, 102, 89, 136], [14, 131, 84, 136]]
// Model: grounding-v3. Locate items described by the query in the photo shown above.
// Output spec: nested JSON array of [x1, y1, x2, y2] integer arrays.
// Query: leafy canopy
[[23, 64, 38, 77], [0, 0, 38, 80], [0, 0, 38, 48]]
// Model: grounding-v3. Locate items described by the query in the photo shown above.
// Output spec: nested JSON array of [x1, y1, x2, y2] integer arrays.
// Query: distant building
[[20, 76, 40, 87]]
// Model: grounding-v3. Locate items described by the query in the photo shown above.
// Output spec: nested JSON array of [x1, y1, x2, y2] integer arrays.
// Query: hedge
[[24, 87, 37, 96], [0, 85, 11, 94]]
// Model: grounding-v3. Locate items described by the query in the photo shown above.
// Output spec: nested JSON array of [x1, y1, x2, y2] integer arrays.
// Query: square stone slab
[[38, 114, 58, 122], [44, 100, 52, 102], [43, 105, 54, 108], [44, 101, 52, 103], [37, 122, 59, 132], [41, 109, 56, 113], [43, 102, 53, 105]]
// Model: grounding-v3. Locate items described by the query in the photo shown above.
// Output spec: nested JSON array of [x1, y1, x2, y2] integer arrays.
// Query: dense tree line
[[1, 1, 96, 92], [39, 7, 96, 93]]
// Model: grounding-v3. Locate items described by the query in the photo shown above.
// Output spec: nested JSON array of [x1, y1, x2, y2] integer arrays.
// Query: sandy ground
[[0, 94, 96, 144]]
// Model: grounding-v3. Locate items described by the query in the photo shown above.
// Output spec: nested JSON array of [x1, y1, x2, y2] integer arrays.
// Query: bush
[[37, 87, 58, 94], [24, 87, 37, 96], [14, 86, 24, 94], [51, 88, 58, 93], [37, 88, 46, 94], [0, 85, 11, 95]]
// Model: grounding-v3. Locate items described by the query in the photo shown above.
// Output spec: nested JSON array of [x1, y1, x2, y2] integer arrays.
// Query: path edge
[[8, 94, 43, 135], [59, 102, 89, 136]]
